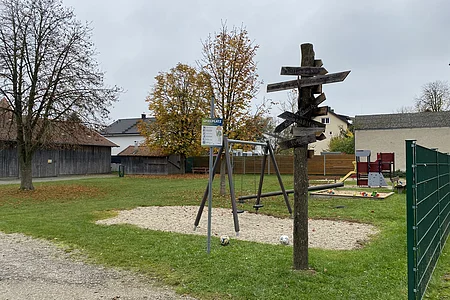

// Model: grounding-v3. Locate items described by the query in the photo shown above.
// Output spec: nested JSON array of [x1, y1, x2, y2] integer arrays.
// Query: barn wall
[[31, 149, 59, 177], [0, 144, 112, 178], [167, 154, 185, 174], [120, 156, 168, 175], [58, 146, 111, 175], [0, 147, 19, 177]]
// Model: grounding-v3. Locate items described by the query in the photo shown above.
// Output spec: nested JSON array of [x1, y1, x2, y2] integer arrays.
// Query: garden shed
[[117, 146, 185, 175]]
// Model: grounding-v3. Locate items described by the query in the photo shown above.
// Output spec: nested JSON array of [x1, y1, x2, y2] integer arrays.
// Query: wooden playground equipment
[[194, 136, 291, 236], [194, 136, 345, 236], [355, 150, 395, 187]]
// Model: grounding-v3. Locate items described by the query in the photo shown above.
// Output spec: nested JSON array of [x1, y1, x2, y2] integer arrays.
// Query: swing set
[[194, 135, 292, 236]]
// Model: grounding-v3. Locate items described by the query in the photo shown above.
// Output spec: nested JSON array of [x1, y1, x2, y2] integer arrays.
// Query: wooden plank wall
[[0, 145, 112, 178], [120, 157, 166, 175], [0, 147, 19, 177], [59, 146, 111, 175], [31, 149, 59, 177], [167, 154, 185, 174], [190, 154, 355, 176]]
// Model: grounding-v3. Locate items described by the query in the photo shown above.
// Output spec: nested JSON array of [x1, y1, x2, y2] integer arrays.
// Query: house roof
[[0, 98, 9, 109], [313, 108, 352, 125], [0, 119, 118, 147], [117, 145, 166, 157], [102, 115, 154, 136], [331, 111, 352, 124], [354, 111, 450, 130]]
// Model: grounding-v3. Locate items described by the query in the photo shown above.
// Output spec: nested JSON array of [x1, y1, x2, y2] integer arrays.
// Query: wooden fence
[[189, 153, 355, 176]]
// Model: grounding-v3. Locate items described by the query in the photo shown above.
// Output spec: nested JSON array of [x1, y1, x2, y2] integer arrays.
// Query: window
[[321, 117, 330, 124]]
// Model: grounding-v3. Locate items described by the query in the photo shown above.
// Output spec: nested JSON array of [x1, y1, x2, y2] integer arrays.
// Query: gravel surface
[[0, 206, 377, 299], [97, 206, 378, 250], [0, 232, 194, 300]]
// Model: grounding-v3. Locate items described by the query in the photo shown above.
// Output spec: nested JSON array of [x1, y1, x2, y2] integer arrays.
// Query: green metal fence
[[406, 140, 450, 299]]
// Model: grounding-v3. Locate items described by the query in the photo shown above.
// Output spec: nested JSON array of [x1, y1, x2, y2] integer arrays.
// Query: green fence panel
[[406, 140, 450, 300]]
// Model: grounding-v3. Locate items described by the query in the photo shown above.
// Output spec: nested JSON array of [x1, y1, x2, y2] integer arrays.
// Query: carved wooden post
[[266, 43, 350, 271], [293, 43, 315, 269]]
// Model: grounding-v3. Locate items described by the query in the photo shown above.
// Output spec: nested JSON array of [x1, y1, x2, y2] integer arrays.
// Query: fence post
[[446, 152, 450, 249], [406, 139, 417, 300], [433, 148, 442, 256]]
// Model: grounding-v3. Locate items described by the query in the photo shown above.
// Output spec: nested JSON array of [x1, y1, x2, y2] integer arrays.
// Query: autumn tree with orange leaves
[[200, 24, 262, 140], [141, 24, 269, 196], [200, 24, 265, 195], [139, 63, 212, 157]]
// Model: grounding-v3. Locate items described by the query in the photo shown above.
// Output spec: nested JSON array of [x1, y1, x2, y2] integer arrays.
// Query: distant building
[[310, 108, 352, 155], [354, 111, 450, 170], [102, 114, 154, 156], [117, 145, 185, 175], [0, 119, 117, 178]]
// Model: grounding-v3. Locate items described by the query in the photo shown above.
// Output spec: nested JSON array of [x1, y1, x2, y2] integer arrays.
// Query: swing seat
[[237, 209, 245, 213], [253, 204, 264, 209]]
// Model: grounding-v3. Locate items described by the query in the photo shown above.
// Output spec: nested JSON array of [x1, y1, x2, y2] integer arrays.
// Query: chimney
[[141, 113, 146, 119], [133, 141, 139, 154]]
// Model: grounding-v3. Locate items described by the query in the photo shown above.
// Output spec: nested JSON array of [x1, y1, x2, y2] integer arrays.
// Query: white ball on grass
[[220, 235, 230, 246], [279, 235, 289, 245]]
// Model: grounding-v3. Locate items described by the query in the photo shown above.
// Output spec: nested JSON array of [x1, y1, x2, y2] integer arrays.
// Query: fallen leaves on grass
[[127, 174, 208, 180], [0, 184, 105, 206]]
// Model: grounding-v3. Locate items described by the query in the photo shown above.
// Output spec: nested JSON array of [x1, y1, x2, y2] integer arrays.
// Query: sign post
[[201, 118, 223, 147], [201, 111, 223, 254], [267, 43, 350, 270]]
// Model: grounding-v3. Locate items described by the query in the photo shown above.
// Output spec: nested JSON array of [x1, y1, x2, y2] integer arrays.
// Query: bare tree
[[395, 106, 415, 113], [415, 80, 450, 112], [0, 0, 120, 190]]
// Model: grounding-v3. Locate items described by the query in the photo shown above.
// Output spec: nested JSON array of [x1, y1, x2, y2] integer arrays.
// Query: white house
[[310, 108, 352, 155], [102, 114, 154, 156]]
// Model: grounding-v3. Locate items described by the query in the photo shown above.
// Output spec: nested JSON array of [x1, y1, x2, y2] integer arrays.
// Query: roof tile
[[102, 117, 154, 135], [354, 111, 450, 130]]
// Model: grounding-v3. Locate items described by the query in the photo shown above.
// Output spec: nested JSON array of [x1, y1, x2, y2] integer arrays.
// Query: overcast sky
[[63, 0, 450, 123]]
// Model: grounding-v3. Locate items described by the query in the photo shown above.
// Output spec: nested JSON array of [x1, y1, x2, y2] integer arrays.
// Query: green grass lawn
[[0, 174, 449, 299]]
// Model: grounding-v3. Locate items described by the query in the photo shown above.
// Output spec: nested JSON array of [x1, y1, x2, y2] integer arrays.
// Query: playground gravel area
[[0, 232, 195, 300], [96, 206, 379, 250]]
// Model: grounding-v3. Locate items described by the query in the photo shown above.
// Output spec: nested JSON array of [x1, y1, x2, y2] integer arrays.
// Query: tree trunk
[[19, 146, 34, 190], [220, 158, 226, 196], [293, 145, 308, 269], [293, 43, 315, 270]]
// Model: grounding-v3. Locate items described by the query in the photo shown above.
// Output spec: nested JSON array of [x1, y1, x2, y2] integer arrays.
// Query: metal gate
[[406, 140, 450, 299]]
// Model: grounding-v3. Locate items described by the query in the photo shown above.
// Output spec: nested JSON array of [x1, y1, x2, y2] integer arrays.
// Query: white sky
[[63, 0, 450, 122]]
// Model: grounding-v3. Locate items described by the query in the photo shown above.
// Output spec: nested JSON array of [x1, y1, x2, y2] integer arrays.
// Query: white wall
[[107, 135, 146, 155], [355, 127, 450, 170], [310, 113, 348, 154]]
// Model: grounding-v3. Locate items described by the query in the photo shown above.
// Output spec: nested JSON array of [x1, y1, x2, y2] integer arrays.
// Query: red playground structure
[[355, 150, 395, 187]]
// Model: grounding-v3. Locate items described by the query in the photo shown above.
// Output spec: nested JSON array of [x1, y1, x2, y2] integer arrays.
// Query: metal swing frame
[[194, 135, 291, 235]]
